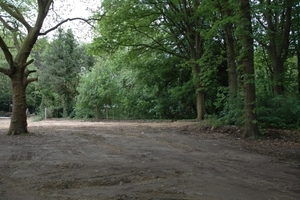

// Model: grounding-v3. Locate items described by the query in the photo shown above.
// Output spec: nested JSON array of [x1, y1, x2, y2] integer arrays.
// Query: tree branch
[[25, 69, 37, 77], [39, 17, 99, 36], [24, 59, 34, 68], [0, 16, 15, 31], [26, 77, 38, 85], [0, 67, 10, 76], [0, 36, 14, 69], [0, 2, 32, 31], [28, 70, 37, 74], [0, 16, 21, 50]]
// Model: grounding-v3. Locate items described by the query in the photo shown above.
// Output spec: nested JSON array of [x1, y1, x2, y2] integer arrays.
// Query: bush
[[256, 95, 300, 129], [206, 88, 244, 127]]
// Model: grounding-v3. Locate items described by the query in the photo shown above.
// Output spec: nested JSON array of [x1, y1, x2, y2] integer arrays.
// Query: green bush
[[206, 88, 244, 127], [256, 95, 300, 129]]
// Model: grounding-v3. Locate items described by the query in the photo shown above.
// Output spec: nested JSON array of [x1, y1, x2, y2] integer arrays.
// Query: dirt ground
[[0, 118, 299, 200]]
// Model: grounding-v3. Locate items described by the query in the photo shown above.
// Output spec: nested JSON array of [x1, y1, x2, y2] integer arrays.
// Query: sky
[[43, 0, 100, 43]]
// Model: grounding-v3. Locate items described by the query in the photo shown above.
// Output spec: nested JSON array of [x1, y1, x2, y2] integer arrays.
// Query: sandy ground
[[0, 118, 299, 200]]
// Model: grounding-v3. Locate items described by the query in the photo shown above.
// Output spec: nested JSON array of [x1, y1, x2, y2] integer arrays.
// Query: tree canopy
[[0, 0, 299, 137]]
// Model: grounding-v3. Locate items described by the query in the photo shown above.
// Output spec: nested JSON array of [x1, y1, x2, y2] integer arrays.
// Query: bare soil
[[0, 118, 299, 200]]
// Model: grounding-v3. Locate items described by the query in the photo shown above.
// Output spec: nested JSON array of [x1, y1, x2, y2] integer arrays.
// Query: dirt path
[[0, 118, 299, 200]]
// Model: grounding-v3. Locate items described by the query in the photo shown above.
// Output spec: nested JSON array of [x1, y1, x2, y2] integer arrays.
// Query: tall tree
[[238, 0, 260, 137], [290, 1, 300, 94], [93, 0, 208, 119], [0, 0, 53, 135], [38, 29, 87, 118], [220, 0, 238, 94], [253, 0, 293, 95], [0, 0, 96, 135]]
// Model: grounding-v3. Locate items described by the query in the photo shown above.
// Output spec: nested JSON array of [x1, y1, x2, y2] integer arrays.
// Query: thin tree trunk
[[239, 0, 259, 138], [272, 57, 284, 95], [221, 0, 238, 95], [298, 50, 300, 95], [224, 23, 238, 95], [62, 95, 68, 118], [193, 64, 206, 120], [263, 0, 292, 95], [196, 90, 206, 120], [95, 103, 99, 120], [8, 70, 28, 135]]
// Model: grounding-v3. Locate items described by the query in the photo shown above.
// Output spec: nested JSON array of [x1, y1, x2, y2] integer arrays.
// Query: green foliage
[[75, 48, 197, 120], [0, 73, 11, 112], [75, 56, 121, 119], [37, 29, 93, 118], [254, 47, 273, 97], [0, 53, 12, 112], [207, 87, 244, 127], [26, 82, 41, 114], [257, 95, 300, 129], [82, 0, 300, 133]]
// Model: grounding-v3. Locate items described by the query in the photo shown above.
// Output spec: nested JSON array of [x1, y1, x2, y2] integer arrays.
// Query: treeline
[[0, 0, 299, 137]]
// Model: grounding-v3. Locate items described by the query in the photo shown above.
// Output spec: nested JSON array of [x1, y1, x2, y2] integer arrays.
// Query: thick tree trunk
[[0, 0, 56, 135], [8, 70, 28, 135], [239, 0, 259, 138]]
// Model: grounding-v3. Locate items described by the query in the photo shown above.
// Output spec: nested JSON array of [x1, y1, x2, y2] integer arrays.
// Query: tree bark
[[239, 0, 259, 138], [0, 0, 53, 135], [221, 0, 238, 95], [179, 0, 205, 120], [193, 64, 206, 120], [224, 23, 238, 95], [62, 95, 68, 118], [271, 56, 285, 95], [7, 66, 28, 135], [196, 90, 206, 120], [298, 50, 300, 95]]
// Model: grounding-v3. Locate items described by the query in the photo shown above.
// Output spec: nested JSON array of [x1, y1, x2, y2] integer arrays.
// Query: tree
[[290, 1, 300, 94], [0, 0, 53, 135], [93, 0, 210, 119], [238, 0, 259, 137], [0, 0, 96, 135], [75, 55, 121, 119], [38, 29, 90, 118], [253, 0, 294, 95], [219, 0, 238, 95]]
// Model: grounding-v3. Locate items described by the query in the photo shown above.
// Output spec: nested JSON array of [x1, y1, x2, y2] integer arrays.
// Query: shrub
[[256, 95, 300, 129]]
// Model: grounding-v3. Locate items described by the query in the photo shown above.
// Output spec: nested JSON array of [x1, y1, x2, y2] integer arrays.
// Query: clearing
[[0, 118, 299, 200]]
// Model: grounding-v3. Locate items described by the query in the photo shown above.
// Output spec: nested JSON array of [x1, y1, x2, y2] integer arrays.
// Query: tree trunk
[[7, 69, 28, 135], [193, 64, 206, 120], [263, 0, 292, 95], [95, 103, 99, 120], [298, 50, 300, 95], [270, 53, 285, 95], [221, 0, 238, 95], [196, 90, 206, 120], [62, 95, 68, 118], [239, 0, 259, 138], [224, 23, 238, 95]]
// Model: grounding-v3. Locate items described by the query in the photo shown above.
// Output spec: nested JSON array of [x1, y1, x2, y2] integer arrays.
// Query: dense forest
[[0, 0, 299, 137]]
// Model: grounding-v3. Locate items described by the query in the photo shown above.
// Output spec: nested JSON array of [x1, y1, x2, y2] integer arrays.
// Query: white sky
[[42, 0, 101, 43]]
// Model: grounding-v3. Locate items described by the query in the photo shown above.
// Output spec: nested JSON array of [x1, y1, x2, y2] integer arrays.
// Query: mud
[[0, 118, 299, 199]]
